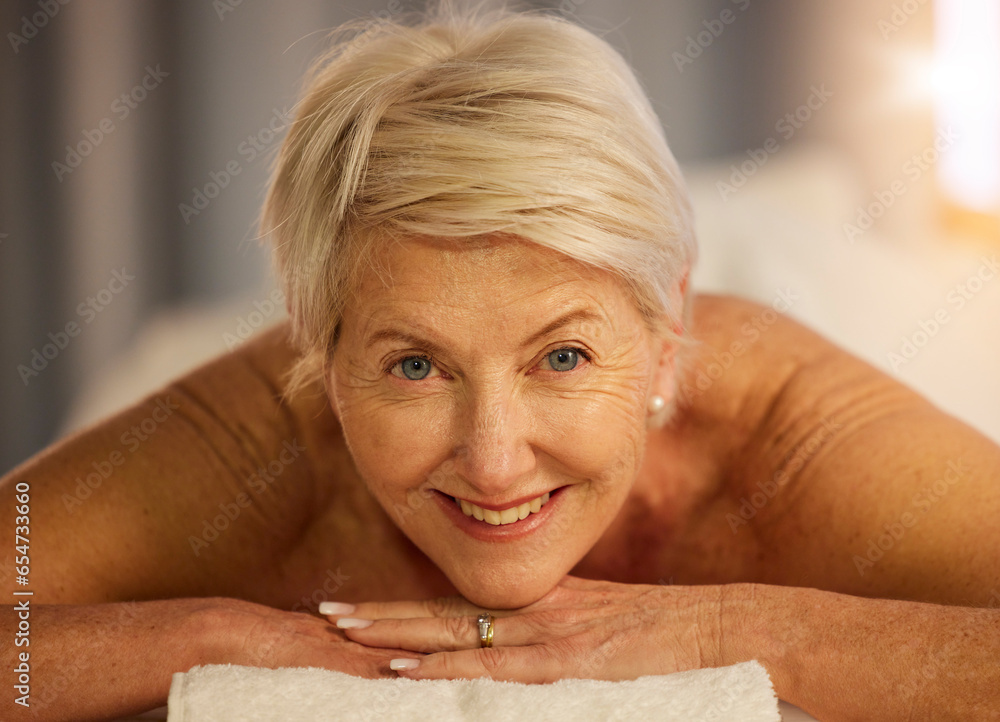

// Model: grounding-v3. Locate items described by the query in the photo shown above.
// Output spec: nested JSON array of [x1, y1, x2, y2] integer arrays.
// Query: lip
[[433, 486, 566, 542], [451, 491, 554, 512]]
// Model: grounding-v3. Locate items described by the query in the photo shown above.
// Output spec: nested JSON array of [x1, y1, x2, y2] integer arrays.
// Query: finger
[[338, 612, 524, 652], [331, 644, 424, 680], [338, 615, 480, 652], [391, 645, 565, 683], [323, 596, 484, 621]]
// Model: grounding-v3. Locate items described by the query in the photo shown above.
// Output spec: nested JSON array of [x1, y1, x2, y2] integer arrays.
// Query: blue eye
[[397, 356, 432, 380], [547, 348, 579, 372]]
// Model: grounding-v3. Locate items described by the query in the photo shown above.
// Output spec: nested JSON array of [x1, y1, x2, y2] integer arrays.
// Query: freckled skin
[[10, 236, 999, 615], [6, 237, 999, 720], [329, 236, 664, 608]]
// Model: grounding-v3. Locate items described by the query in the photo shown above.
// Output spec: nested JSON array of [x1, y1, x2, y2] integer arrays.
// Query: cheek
[[530, 385, 648, 491], [333, 359, 650, 503], [573, 364, 649, 435], [335, 388, 454, 500]]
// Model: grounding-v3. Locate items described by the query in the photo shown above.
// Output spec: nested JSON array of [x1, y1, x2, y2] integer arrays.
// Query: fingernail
[[336, 617, 373, 629], [319, 602, 356, 615], [390, 658, 421, 671]]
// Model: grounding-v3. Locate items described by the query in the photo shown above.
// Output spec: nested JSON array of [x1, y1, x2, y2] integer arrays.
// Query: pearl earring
[[647, 395, 666, 414]]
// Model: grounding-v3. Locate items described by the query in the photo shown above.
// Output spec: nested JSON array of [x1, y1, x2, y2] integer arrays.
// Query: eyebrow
[[364, 308, 607, 355], [520, 308, 606, 348]]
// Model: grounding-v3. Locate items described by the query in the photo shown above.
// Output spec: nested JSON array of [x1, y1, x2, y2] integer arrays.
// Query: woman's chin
[[450, 569, 559, 610]]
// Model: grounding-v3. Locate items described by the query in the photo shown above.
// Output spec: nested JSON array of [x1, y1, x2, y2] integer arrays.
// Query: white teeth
[[457, 490, 553, 525]]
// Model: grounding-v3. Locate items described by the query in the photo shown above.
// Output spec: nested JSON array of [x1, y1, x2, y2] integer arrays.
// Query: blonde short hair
[[262, 0, 697, 398]]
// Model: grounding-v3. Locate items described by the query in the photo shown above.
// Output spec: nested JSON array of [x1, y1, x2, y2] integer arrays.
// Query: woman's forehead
[[342, 236, 644, 344], [356, 235, 612, 303]]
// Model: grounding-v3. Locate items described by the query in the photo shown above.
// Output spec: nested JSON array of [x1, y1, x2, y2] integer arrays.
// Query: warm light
[[934, 0, 1000, 215]]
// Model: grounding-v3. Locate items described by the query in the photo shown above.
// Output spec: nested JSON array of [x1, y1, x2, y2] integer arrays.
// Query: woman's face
[[329, 236, 674, 608]]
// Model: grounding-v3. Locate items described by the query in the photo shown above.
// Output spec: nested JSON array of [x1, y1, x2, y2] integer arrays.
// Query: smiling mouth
[[452, 491, 553, 526]]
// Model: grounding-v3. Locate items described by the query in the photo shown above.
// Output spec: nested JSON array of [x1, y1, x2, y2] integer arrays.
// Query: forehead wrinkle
[[362, 279, 634, 360], [346, 237, 647, 363], [364, 234, 606, 305], [360, 305, 630, 380]]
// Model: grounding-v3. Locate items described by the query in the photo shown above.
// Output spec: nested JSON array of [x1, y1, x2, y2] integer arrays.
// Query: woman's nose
[[452, 392, 535, 498]]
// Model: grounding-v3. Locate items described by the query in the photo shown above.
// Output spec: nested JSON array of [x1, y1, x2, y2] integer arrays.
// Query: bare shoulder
[[679, 293, 1000, 605], [0, 321, 348, 604]]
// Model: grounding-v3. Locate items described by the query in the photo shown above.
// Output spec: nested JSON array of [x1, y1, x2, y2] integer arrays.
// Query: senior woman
[[3, 3, 999, 721]]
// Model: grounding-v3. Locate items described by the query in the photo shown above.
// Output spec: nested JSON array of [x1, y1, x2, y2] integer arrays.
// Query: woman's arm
[[0, 322, 378, 718], [2, 597, 409, 721], [700, 296, 1000, 717], [700, 295, 1000, 605], [339, 297, 1000, 718], [733, 341, 1000, 606], [1, 599, 218, 720], [330, 577, 999, 721], [719, 582, 1000, 721], [0, 321, 339, 606]]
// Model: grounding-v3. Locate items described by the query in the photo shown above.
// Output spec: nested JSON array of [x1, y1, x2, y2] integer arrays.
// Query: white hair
[[261, 0, 698, 400]]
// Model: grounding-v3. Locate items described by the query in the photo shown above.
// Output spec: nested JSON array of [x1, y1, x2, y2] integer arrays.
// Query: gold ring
[[476, 612, 494, 648]]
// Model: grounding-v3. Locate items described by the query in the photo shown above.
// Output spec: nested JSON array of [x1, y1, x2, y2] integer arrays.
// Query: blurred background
[[1, 0, 998, 473]]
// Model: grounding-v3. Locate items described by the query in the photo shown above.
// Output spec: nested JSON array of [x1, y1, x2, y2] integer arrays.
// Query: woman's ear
[[647, 334, 680, 423], [646, 268, 690, 427]]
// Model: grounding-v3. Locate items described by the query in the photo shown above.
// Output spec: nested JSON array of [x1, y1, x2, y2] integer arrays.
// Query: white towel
[[167, 661, 779, 721]]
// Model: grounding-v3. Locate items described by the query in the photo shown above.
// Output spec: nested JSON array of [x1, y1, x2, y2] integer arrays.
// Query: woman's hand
[[0, 597, 412, 722], [322, 576, 723, 682], [210, 596, 414, 678]]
